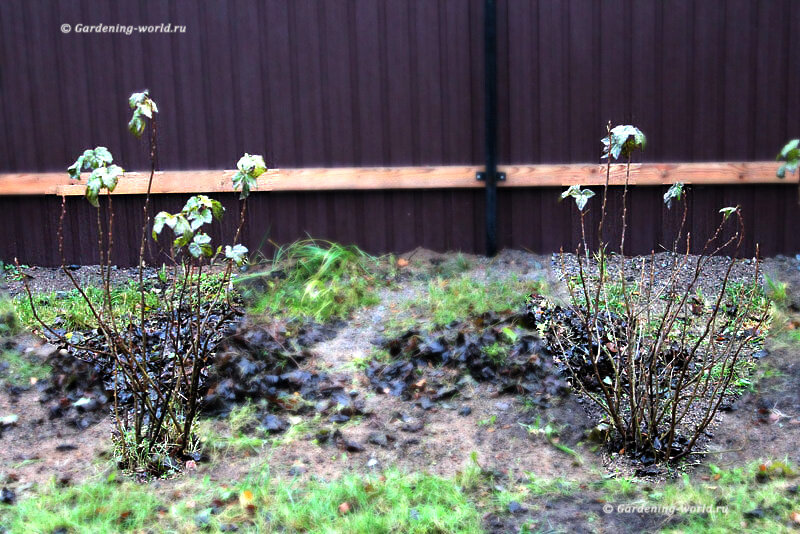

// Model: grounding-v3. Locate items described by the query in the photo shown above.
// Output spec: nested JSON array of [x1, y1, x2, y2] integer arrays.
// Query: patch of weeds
[[655, 461, 800, 533], [765, 275, 788, 308], [0, 260, 27, 282], [483, 341, 508, 365], [244, 240, 382, 322], [272, 414, 326, 448], [0, 295, 20, 337], [520, 417, 582, 463], [347, 348, 391, 372], [395, 273, 534, 332], [526, 474, 578, 497], [429, 254, 473, 279], [0, 350, 51, 386], [568, 275, 636, 316], [594, 475, 640, 498], [201, 465, 483, 533], [478, 415, 497, 427], [0, 474, 160, 533], [197, 403, 268, 456], [14, 281, 158, 331], [706, 359, 757, 393]]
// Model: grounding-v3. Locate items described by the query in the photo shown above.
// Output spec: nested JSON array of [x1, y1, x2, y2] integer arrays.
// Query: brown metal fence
[[1, 0, 798, 265]]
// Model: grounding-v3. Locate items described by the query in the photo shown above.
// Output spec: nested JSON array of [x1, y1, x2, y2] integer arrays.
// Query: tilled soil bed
[[0, 249, 795, 514]]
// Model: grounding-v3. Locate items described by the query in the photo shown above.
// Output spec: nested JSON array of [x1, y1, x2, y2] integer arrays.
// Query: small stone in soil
[[261, 415, 289, 433], [418, 397, 434, 410], [458, 406, 472, 416], [288, 465, 307, 476], [432, 387, 458, 401], [744, 508, 765, 519], [494, 402, 510, 411], [635, 466, 661, 477], [55, 443, 77, 452], [401, 421, 424, 433], [329, 414, 350, 424], [0, 487, 15, 504], [367, 432, 391, 448], [508, 501, 525, 514], [341, 440, 364, 452]]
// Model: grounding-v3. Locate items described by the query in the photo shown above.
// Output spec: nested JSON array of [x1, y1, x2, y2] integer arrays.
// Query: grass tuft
[[14, 281, 159, 331], [243, 240, 382, 322]]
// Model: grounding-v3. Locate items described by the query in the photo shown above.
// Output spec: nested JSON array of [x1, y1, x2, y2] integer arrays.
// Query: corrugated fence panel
[[1, 1, 800, 265]]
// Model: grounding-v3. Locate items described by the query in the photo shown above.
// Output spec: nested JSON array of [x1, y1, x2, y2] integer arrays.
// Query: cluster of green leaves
[[663, 182, 685, 209], [67, 146, 124, 207], [561, 185, 595, 211], [127, 90, 158, 138], [601, 124, 646, 160], [232, 153, 266, 199], [776, 139, 799, 179], [153, 195, 225, 259], [245, 240, 381, 322]]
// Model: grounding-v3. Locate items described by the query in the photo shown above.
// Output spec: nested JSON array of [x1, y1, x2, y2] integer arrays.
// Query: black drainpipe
[[478, 0, 504, 256]]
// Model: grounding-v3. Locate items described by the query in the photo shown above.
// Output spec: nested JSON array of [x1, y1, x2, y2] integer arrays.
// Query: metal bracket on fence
[[476, 171, 505, 182]]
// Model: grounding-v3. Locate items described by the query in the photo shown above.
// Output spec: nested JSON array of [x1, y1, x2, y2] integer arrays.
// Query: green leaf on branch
[[85, 174, 103, 207], [719, 206, 739, 221], [128, 111, 145, 138], [233, 153, 267, 199], [561, 185, 595, 211], [67, 147, 115, 180], [225, 244, 249, 265], [152, 211, 171, 240], [128, 90, 158, 138], [777, 139, 800, 179], [663, 182, 685, 209], [188, 233, 213, 258], [602, 125, 646, 160]]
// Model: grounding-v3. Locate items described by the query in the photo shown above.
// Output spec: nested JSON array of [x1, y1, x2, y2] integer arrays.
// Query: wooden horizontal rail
[[0, 162, 789, 196]]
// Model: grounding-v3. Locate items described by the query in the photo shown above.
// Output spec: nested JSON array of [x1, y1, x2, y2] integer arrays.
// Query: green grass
[[0, 350, 51, 386], [0, 295, 20, 337], [1, 466, 483, 534], [243, 240, 382, 322], [391, 273, 535, 332], [0, 475, 160, 534], [526, 474, 578, 497], [195, 404, 269, 456], [657, 462, 800, 533], [482, 341, 508, 365], [14, 281, 159, 331], [764, 275, 788, 308], [231, 468, 483, 533]]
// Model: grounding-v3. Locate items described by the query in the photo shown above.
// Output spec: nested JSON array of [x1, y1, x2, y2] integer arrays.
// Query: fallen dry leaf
[[790, 511, 800, 524], [397, 258, 409, 267], [339, 502, 351, 515]]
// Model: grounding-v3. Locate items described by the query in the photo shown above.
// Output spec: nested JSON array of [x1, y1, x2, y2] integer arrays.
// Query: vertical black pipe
[[484, 0, 498, 256]]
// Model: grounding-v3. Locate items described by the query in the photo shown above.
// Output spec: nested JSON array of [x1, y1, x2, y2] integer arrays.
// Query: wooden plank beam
[[0, 162, 788, 196]]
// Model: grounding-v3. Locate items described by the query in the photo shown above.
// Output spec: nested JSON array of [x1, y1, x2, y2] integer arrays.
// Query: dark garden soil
[[0, 339, 113, 489], [0, 249, 798, 532], [1, 264, 161, 297], [705, 255, 800, 468]]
